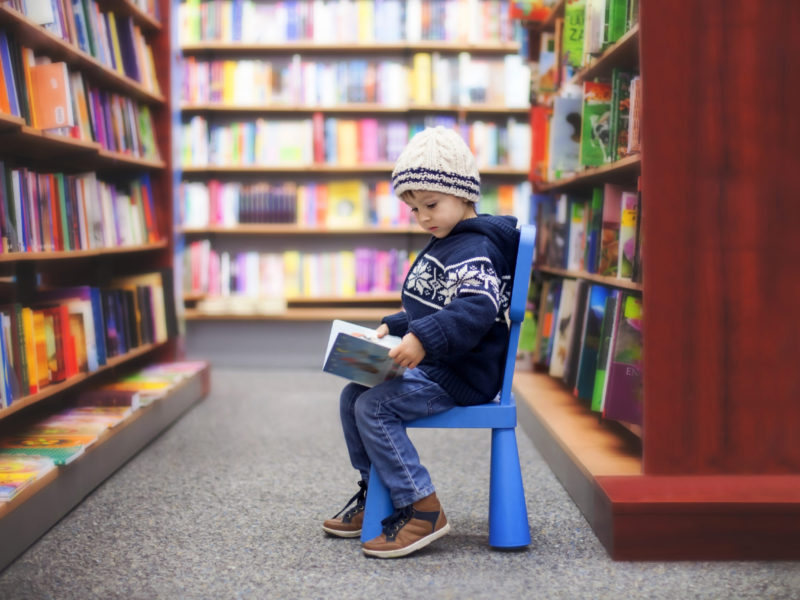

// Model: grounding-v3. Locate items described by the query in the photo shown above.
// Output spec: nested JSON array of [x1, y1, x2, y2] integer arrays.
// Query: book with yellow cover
[[326, 181, 365, 229]]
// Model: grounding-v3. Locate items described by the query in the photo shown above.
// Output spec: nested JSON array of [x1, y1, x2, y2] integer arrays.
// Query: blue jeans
[[339, 368, 457, 508]]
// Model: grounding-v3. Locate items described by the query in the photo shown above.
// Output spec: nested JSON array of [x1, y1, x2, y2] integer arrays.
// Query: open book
[[322, 320, 406, 387]]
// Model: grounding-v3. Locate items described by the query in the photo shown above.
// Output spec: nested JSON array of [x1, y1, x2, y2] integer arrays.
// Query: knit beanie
[[391, 126, 481, 203]]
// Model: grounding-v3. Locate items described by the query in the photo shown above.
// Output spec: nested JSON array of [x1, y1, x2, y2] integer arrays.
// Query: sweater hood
[[451, 214, 520, 260]]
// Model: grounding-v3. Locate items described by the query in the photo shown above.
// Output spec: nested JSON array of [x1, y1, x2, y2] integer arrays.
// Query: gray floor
[[0, 368, 798, 600]]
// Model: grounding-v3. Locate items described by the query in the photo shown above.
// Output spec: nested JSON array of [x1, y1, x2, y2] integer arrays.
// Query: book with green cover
[[563, 0, 586, 69], [580, 81, 613, 167], [575, 285, 612, 400], [590, 291, 619, 412]]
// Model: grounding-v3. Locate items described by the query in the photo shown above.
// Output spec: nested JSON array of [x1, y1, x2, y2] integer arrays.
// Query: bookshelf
[[0, 0, 208, 570], [518, 0, 800, 560], [174, 0, 533, 325]]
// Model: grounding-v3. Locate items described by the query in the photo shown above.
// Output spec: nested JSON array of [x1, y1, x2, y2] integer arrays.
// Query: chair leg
[[489, 427, 531, 548], [360, 464, 394, 543]]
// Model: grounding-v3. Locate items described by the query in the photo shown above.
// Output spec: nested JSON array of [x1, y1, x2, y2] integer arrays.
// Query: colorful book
[[326, 180, 365, 229], [547, 96, 581, 181], [562, 0, 586, 69], [562, 279, 590, 389], [603, 293, 644, 425], [574, 285, 612, 400], [29, 62, 73, 131], [0, 434, 95, 465], [548, 278, 578, 378], [597, 183, 624, 276], [580, 81, 613, 167], [322, 319, 405, 387], [0, 454, 56, 502], [617, 191, 639, 279], [591, 291, 619, 412]]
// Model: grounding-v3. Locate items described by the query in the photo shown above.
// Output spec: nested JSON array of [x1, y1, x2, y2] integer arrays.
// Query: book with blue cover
[[322, 320, 405, 387]]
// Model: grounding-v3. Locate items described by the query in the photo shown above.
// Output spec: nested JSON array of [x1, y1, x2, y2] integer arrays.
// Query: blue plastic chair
[[360, 224, 536, 548]]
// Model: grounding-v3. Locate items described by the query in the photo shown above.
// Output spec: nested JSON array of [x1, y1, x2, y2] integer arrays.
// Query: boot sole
[[322, 525, 362, 538], [362, 522, 451, 558]]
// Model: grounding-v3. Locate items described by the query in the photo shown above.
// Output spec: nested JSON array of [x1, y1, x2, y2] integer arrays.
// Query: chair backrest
[[498, 224, 536, 405]]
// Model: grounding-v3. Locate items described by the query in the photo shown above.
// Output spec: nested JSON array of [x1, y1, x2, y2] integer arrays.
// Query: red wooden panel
[[595, 475, 800, 560], [640, 1, 800, 473]]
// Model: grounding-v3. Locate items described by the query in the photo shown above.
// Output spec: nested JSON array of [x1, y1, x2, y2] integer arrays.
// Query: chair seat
[[407, 397, 517, 429]]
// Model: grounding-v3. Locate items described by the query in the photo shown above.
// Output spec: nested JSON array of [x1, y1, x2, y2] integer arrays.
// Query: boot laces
[[333, 480, 367, 519], [380, 505, 414, 537]]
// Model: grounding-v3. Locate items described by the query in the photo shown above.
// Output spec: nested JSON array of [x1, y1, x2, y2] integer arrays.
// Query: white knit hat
[[391, 126, 481, 203]]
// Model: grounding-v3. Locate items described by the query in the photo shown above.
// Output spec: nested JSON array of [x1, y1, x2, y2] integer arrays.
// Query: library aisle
[[0, 367, 797, 599]]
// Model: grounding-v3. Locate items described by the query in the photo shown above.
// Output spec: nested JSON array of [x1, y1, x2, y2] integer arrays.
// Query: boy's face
[[403, 191, 476, 239]]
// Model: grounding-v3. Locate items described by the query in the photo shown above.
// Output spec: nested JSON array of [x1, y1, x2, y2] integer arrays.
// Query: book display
[[0, 0, 209, 570], [174, 0, 533, 323], [516, 0, 800, 559]]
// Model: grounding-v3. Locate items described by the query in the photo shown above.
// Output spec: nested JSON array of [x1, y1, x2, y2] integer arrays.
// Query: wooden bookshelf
[[180, 225, 425, 236], [180, 41, 522, 55], [0, 364, 210, 572], [0, 5, 165, 104], [536, 154, 641, 192], [536, 266, 643, 292], [572, 24, 639, 85], [184, 307, 390, 322], [179, 104, 531, 116], [0, 0, 210, 569], [180, 164, 530, 177], [521, 0, 800, 560]]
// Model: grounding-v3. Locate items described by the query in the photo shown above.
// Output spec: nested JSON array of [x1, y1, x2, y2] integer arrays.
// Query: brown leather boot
[[362, 492, 450, 558], [323, 480, 367, 538]]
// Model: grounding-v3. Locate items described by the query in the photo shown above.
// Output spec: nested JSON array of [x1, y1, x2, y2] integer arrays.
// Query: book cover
[[548, 278, 577, 378], [562, 279, 590, 389], [584, 186, 603, 273], [322, 319, 405, 387], [603, 293, 643, 425], [562, 0, 586, 69], [609, 68, 632, 161], [547, 95, 581, 181], [29, 61, 74, 131], [566, 197, 587, 271], [326, 180, 364, 229], [0, 434, 94, 465], [580, 80, 612, 167], [598, 183, 624, 276], [574, 285, 612, 400], [590, 291, 619, 412], [0, 454, 56, 502], [534, 278, 561, 368], [617, 191, 639, 279]]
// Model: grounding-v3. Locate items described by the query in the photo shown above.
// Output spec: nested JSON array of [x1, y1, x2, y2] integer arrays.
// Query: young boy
[[323, 126, 520, 558]]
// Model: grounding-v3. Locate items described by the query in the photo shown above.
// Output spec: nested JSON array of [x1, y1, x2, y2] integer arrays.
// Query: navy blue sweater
[[382, 214, 520, 406]]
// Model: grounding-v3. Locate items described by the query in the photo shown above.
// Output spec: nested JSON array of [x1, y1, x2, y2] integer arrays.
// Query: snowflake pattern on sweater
[[404, 254, 512, 319]]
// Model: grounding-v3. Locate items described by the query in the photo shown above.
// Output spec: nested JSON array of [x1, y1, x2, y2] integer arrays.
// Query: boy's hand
[[388, 333, 426, 369], [375, 323, 390, 339]]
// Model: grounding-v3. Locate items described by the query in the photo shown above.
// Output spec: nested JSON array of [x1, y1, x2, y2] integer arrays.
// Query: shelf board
[[536, 154, 641, 192], [514, 369, 800, 560], [0, 5, 164, 105], [573, 25, 640, 84], [179, 103, 530, 116], [98, 0, 162, 33], [180, 41, 521, 55], [535, 266, 643, 292], [288, 294, 400, 305], [0, 126, 166, 171], [180, 164, 529, 177], [0, 240, 168, 263], [0, 364, 209, 570], [0, 341, 168, 422], [179, 224, 424, 235], [184, 307, 389, 321]]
